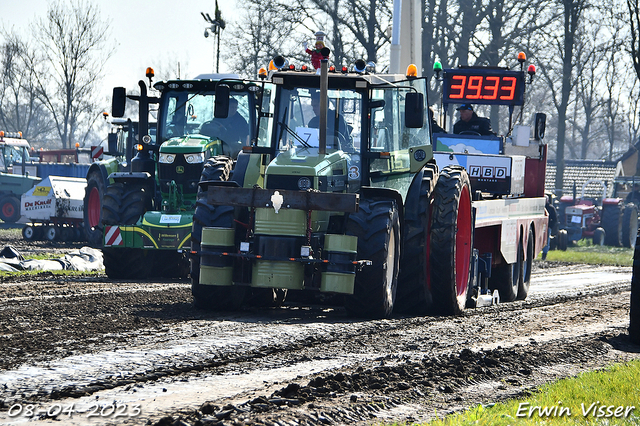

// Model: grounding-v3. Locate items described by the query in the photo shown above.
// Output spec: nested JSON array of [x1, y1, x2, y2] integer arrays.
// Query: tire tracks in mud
[[0, 265, 637, 425]]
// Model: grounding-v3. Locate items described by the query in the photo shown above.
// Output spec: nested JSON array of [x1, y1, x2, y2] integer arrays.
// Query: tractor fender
[[359, 186, 405, 247], [87, 163, 109, 188], [107, 171, 153, 184]]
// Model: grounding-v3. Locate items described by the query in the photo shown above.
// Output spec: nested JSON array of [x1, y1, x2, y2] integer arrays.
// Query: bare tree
[[0, 32, 53, 146], [31, 0, 113, 148]]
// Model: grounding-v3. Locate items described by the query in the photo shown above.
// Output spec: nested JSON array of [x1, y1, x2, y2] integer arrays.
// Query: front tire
[[345, 198, 400, 318], [101, 182, 150, 279], [429, 166, 473, 316], [190, 157, 246, 310], [395, 163, 437, 314]]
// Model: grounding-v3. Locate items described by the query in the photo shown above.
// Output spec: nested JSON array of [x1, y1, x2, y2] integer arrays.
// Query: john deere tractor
[[102, 72, 261, 279]]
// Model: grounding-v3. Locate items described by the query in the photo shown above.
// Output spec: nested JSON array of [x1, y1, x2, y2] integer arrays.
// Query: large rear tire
[[602, 203, 623, 247], [345, 199, 400, 318], [0, 195, 20, 223], [84, 172, 106, 248], [429, 166, 473, 316], [395, 163, 437, 314], [102, 182, 151, 279], [622, 204, 639, 248], [190, 157, 245, 310]]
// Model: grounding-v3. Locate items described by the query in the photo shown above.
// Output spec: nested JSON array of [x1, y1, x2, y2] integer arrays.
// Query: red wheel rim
[[87, 187, 101, 227], [2, 201, 15, 218], [455, 185, 472, 297]]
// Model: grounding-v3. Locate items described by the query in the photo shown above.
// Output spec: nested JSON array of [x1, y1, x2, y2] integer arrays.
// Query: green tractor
[[84, 118, 151, 247], [102, 72, 261, 279], [191, 58, 452, 317]]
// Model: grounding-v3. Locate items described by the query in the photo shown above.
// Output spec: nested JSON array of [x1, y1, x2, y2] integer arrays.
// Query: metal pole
[[216, 29, 222, 73], [319, 59, 328, 155]]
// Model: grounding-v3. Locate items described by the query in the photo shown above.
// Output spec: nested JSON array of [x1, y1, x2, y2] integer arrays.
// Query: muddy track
[[0, 253, 637, 426]]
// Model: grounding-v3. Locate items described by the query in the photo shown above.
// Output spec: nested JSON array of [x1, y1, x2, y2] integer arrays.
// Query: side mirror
[[534, 113, 546, 140], [214, 84, 230, 118], [112, 87, 126, 118], [405, 92, 424, 128], [107, 133, 120, 156]]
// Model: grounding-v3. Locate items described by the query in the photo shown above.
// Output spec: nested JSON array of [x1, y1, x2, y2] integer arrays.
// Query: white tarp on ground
[[0, 246, 103, 272]]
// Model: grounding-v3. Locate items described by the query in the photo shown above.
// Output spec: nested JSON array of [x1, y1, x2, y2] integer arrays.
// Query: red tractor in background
[[555, 179, 637, 250]]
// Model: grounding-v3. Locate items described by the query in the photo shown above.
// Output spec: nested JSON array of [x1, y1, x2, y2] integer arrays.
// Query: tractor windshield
[[158, 89, 253, 157], [269, 87, 363, 155]]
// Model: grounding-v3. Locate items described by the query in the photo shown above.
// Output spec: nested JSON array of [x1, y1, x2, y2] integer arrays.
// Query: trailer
[[20, 176, 87, 241]]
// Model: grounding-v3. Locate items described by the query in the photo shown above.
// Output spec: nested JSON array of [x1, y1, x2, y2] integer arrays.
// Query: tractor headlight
[[185, 152, 205, 164], [159, 153, 176, 164]]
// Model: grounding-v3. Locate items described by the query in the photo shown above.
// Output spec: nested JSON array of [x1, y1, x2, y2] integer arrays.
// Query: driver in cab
[[200, 98, 249, 158], [453, 104, 496, 136]]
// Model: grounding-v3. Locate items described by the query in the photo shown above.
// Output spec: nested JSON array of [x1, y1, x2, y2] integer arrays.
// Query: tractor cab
[[244, 62, 432, 200]]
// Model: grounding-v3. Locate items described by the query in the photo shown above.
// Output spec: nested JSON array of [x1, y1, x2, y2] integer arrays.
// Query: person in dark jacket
[[429, 107, 446, 134], [453, 104, 496, 136]]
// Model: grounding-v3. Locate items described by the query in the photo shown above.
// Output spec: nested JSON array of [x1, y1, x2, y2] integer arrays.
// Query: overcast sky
[[1, 0, 241, 103]]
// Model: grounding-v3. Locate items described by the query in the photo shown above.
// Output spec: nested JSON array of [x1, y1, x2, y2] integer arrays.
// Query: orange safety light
[[258, 67, 267, 79], [518, 52, 526, 63], [0, 131, 4, 137], [75, 142, 80, 148], [18, 131, 22, 138], [102, 111, 109, 119], [406, 64, 418, 77], [145, 67, 155, 78], [301, 65, 309, 71]]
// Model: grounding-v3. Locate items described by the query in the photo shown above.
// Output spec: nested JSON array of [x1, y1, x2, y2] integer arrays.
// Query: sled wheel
[[345, 198, 401, 318], [45, 225, 58, 241], [490, 238, 522, 303], [22, 225, 35, 241], [395, 163, 437, 314], [602, 203, 623, 247], [592, 227, 605, 246], [517, 227, 534, 300], [622, 204, 639, 248], [429, 165, 473, 316], [0, 196, 21, 223], [558, 229, 568, 251], [84, 172, 106, 247]]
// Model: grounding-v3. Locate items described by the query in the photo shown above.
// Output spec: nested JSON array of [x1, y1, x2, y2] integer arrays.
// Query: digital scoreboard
[[442, 68, 526, 106]]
